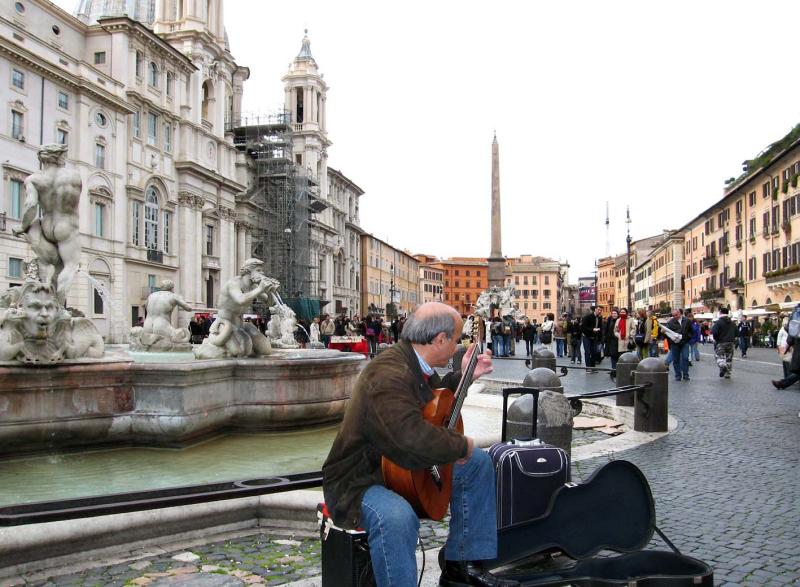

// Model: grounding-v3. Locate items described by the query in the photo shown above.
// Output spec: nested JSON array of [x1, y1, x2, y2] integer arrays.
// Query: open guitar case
[[477, 459, 713, 586]]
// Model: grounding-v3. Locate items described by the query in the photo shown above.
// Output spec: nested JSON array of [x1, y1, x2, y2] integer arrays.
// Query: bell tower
[[282, 31, 331, 196]]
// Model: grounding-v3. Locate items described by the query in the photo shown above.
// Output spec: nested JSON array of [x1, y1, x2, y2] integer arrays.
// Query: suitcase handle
[[501, 387, 540, 443]]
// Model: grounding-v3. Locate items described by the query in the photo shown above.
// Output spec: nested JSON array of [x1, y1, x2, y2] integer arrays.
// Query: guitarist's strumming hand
[[456, 436, 474, 465], [463, 347, 493, 379]]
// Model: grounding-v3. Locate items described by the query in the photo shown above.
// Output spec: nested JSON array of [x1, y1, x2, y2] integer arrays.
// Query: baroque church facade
[[0, 0, 364, 341]]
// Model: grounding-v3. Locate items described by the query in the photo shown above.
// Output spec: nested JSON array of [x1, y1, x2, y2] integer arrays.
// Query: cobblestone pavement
[[18, 346, 800, 586]]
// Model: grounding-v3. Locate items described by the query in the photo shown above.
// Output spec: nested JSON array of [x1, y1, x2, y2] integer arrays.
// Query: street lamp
[[626, 206, 633, 311]]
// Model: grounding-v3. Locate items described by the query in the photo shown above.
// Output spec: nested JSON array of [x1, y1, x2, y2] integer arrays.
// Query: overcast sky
[[55, 1, 800, 281]]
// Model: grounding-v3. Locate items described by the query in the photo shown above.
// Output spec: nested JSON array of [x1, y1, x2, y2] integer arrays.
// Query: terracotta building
[[440, 257, 488, 316]]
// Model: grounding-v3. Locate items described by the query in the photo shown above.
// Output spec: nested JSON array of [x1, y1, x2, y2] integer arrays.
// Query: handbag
[[366, 327, 375, 336], [634, 333, 645, 345], [627, 340, 636, 351], [540, 330, 552, 344]]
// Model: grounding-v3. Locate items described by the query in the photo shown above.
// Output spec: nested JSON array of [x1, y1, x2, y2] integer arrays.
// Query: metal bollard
[[532, 348, 557, 373], [633, 357, 669, 432], [615, 352, 640, 407]]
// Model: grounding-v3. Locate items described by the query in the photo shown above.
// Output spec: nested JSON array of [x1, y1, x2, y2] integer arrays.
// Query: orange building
[[440, 257, 489, 316]]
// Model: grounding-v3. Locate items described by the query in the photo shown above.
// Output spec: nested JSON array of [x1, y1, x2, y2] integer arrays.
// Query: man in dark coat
[[580, 306, 603, 372], [665, 308, 695, 381], [712, 308, 737, 378], [322, 303, 513, 587]]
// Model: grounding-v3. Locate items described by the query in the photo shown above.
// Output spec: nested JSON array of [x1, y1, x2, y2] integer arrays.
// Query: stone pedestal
[[532, 348, 556, 372]]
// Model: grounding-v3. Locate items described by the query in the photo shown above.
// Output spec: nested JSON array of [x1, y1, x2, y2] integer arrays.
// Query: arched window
[[766, 298, 773, 305], [785, 295, 793, 303], [145, 187, 159, 250], [148, 62, 159, 88], [166, 72, 174, 98]]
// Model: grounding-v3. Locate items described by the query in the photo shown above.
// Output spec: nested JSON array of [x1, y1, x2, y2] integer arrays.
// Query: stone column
[[488, 133, 505, 287]]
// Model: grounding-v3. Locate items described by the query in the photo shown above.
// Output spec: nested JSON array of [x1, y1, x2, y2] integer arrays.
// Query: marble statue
[[474, 285, 521, 320], [130, 280, 193, 352], [0, 261, 104, 363], [193, 259, 280, 359], [266, 303, 299, 349], [12, 144, 82, 306]]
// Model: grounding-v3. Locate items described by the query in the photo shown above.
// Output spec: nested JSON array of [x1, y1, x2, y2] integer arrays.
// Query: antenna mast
[[605, 201, 610, 257]]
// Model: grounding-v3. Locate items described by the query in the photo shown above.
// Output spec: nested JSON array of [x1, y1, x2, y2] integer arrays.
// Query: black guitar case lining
[[488, 460, 713, 586]]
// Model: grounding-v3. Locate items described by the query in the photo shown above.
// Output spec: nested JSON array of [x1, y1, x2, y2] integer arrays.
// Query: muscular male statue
[[193, 258, 281, 359], [143, 280, 193, 342], [12, 144, 82, 305]]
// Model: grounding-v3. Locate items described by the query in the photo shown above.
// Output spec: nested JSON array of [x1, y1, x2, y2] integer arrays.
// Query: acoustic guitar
[[381, 343, 481, 520]]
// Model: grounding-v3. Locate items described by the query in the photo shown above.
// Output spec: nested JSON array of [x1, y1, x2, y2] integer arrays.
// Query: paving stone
[[149, 575, 245, 587]]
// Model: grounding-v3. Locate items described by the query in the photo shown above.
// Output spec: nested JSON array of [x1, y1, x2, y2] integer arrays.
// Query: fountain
[[0, 144, 363, 458]]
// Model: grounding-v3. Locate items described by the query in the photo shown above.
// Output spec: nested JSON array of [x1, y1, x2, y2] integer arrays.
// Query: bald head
[[401, 302, 461, 345]]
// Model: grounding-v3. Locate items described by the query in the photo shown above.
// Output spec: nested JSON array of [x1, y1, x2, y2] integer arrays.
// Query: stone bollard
[[506, 368, 579, 461], [532, 348, 556, 372], [633, 357, 669, 432], [615, 352, 640, 407]]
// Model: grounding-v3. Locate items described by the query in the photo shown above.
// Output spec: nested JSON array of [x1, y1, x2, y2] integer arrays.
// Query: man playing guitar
[[323, 302, 516, 586]]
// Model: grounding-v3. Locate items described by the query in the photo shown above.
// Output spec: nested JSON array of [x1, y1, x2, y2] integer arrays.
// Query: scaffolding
[[228, 111, 326, 311]]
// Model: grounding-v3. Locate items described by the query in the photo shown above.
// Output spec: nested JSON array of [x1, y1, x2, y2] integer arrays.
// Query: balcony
[[765, 264, 800, 288], [735, 240, 742, 249], [146, 249, 164, 264], [0, 212, 5, 231], [782, 220, 792, 233], [726, 278, 744, 292], [702, 256, 718, 270], [700, 288, 725, 301], [202, 254, 220, 270]]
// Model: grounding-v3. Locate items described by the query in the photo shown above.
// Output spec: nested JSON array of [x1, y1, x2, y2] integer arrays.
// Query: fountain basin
[[0, 349, 363, 456]]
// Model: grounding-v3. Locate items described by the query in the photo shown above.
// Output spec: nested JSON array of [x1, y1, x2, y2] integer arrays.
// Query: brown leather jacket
[[322, 340, 467, 529]]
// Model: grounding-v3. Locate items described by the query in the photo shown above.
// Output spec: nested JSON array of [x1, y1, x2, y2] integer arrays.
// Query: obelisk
[[488, 132, 505, 287]]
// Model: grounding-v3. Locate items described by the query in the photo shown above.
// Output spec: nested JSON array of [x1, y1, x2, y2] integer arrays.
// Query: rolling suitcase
[[489, 387, 570, 529]]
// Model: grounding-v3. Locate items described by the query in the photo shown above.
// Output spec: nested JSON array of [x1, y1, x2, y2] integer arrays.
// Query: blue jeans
[[672, 344, 690, 379], [555, 339, 565, 357], [582, 335, 596, 367], [690, 343, 700, 361], [492, 335, 505, 356], [570, 342, 581, 362], [738, 336, 749, 356], [648, 341, 659, 358], [525, 339, 534, 356], [360, 449, 498, 587]]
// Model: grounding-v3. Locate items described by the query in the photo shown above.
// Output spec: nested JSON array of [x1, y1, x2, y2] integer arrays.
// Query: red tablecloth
[[328, 339, 369, 358]]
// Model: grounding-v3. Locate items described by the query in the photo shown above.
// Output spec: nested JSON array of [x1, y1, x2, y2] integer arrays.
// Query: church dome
[[75, 0, 156, 26]]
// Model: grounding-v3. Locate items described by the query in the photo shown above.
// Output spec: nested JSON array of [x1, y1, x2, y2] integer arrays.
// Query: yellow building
[[682, 124, 800, 312], [505, 255, 569, 321], [597, 255, 618, 313], [360, 234, 420, 317]]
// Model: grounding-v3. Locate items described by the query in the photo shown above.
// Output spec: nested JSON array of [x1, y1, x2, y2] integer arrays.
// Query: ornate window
[[135, 51, 144, 78], [145, 187, 159, 250]]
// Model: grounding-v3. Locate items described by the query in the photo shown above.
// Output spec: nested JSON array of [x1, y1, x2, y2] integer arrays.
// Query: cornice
[[173, 159, 245, 192], [96, 16, 196, 73], [0, 37, 135, 114]]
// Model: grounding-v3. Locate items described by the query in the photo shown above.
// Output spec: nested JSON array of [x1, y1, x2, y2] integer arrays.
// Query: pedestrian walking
[[569, 317, 582, 363], [687, 311, 701, 365], [580, 306, 603, 372], [490, 316, 505, 357], [522, 317, 535, 357], [737, 319, 751, 358], [540, 313, 555, 353], [665, 308, 694, 381], [320, 314, 335, 348], [604, 309, 620, 369], [644, 309, 660, 358], [612, 308, 635, 371], [771, 318, 798, 389], [634, 309, 647, 359], [711, 308, 736, 379], [364, 314, 379, 357], [555, 314, 568, 358]]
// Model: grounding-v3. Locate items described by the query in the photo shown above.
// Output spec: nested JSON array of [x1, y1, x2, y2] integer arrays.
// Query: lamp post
[[626, 206, 633, 311]]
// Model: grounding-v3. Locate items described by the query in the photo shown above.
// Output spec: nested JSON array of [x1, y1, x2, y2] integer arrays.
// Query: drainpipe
[[39, 76, 44, 147]]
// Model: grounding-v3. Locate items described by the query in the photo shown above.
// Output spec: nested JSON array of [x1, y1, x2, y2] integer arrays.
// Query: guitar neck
[[446, 345, 479, 431]]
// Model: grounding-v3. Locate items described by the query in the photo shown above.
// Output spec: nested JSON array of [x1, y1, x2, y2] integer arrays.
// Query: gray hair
[[401, 311, 457, 344]]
